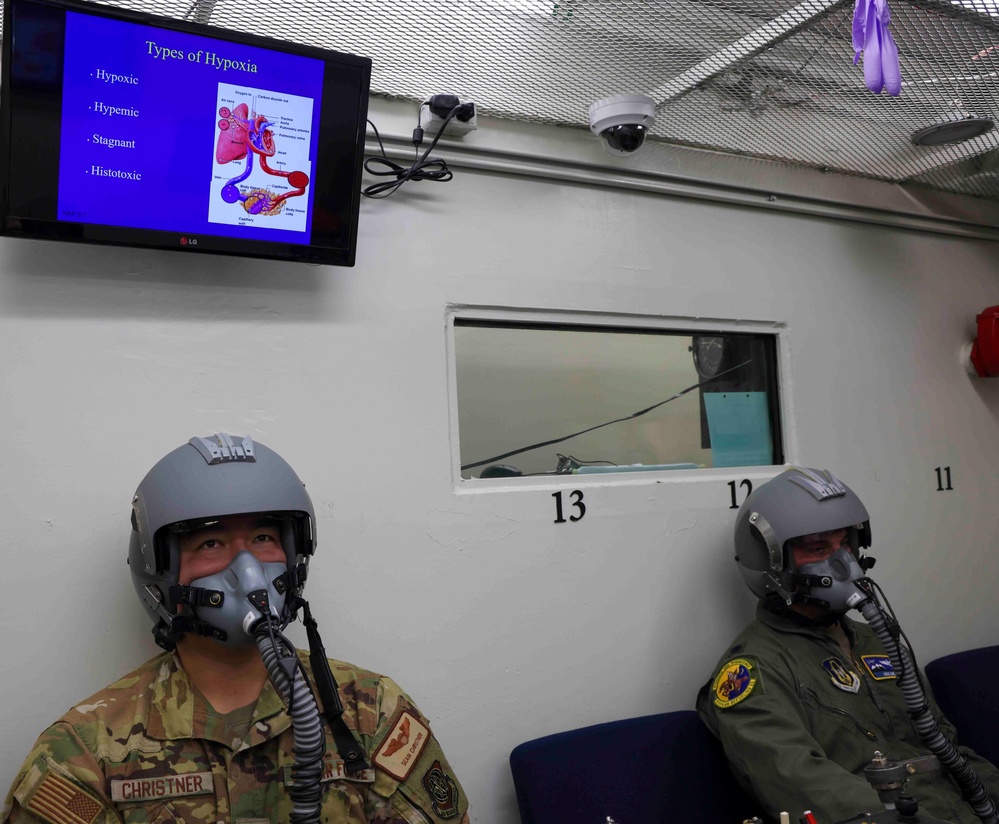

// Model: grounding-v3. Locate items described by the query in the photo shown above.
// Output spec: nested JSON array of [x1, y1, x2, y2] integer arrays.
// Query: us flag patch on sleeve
[[24, 771, 103, 824]]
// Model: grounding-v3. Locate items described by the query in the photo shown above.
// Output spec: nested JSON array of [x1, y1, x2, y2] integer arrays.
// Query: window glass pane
[[454, 320, 782, 480]]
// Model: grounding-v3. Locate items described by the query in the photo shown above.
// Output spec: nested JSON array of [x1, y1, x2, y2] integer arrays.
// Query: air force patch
[[712, 658, 761, 708], [822, 657, 861, 693], [862, 655, 897, 680]]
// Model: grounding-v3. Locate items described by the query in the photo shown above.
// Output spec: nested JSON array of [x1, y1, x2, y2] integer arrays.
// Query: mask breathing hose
[[854, 582, 998, 824], [252, 618, 325, 824]]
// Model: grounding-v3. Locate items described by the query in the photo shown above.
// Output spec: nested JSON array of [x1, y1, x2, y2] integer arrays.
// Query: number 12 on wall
[[728, 479, 753, 509], [553, 490, 586, 523]]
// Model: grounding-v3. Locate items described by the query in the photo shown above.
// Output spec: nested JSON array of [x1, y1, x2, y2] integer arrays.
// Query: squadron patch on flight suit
[[374, 709, 430, 781], [712, 658, 762, 708], [822, 657, 861, 693], [861, 655, 897, 680], [422, 759, 461, 820]]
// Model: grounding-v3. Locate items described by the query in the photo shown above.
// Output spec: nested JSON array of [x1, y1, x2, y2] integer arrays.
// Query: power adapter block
[[420, 94, 478, 136]]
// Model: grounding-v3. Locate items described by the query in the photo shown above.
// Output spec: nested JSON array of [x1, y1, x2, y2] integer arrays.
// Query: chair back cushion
[[925, 645, 999, 767], [509, 710, 756, 824]]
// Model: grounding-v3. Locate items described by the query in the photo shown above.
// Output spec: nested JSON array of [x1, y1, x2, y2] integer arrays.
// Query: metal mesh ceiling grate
[[20, 0, 999, 197]]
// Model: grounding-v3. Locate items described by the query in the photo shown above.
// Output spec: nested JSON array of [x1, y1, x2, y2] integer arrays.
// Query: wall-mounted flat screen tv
[[1, 0, 371, 265]]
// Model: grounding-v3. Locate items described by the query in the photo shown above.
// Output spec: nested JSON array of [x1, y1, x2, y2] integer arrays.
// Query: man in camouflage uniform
[[2, 434, 469, 824], [697, 467, 999, 824]]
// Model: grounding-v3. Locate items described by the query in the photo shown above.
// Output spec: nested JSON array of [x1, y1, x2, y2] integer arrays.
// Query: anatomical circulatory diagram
[[214, 101, 310, 216]]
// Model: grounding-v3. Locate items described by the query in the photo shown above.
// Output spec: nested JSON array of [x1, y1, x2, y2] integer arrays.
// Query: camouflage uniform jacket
[[697, 604, 999, 824], [2, 651, 469, 824]]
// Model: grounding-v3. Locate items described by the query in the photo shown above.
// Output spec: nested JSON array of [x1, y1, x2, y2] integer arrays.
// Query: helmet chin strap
[[142, 584, 228, 650], [295, 596, 370, 776]]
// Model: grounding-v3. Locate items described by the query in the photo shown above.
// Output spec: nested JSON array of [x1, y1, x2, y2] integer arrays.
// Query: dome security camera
[[588, 93, 657, 156]]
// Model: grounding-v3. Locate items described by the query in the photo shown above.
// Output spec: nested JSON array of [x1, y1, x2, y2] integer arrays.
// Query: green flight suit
[[2, 651, 469, 824], [697, 604, 999, 824]]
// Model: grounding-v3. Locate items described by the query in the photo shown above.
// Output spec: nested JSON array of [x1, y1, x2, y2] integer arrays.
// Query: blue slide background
[[57, 11, 324, 243]]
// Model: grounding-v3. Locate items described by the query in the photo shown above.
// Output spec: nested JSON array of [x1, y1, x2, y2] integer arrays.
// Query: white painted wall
[[3, 98, 999, 824]]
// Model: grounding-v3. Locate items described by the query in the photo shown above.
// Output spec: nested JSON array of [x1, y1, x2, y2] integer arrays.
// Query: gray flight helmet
[[128, 433, 316, 648], [734, 467, 871, 605]]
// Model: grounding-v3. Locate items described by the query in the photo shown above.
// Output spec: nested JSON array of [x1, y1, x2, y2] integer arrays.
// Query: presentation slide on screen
[[207, 83, 314, 234], [56, 11, 325, 243]]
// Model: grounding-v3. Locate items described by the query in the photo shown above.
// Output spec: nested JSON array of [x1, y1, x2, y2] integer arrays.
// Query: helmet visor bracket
[[749, 511, 784, 572]]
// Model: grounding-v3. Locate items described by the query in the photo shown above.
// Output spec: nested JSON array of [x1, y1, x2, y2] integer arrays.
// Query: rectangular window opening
[[453, 318, 784, 480]]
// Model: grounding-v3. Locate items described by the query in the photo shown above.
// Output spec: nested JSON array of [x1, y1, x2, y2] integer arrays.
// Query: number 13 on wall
[[553, 490, 586, 523]]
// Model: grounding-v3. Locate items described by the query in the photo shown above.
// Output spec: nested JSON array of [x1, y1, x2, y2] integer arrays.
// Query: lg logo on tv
[[179, 237, 198, 246]]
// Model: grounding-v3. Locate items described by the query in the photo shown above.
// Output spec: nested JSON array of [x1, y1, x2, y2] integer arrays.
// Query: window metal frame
[[446, 305, 792, 491]]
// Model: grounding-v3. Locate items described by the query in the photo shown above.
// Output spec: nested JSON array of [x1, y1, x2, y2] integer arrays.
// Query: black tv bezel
[[0, 0, 372, 266]]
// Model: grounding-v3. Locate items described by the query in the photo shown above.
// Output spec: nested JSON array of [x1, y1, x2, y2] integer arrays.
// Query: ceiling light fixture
[[911, 112, 995, 145], [951, 0, 999, 16]]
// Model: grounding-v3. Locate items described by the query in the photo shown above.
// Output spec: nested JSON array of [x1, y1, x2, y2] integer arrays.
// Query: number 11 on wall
[[934, 466, 954, 491]]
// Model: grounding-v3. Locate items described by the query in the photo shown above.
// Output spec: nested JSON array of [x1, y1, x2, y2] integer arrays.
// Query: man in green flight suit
[[697, 466, 999, 824], [2, 433, 469, 824]]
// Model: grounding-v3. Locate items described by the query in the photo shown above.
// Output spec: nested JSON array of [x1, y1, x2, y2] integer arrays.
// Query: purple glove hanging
[[853, 0, 902, 96]]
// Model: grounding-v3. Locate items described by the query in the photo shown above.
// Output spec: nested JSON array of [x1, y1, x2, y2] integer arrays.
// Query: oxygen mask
[[187, 550, 287, 644], [796, 547, 871, 613]]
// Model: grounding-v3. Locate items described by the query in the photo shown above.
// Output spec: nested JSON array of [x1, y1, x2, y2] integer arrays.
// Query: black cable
[[558, 453, 618, 466], [859, 578, 932, 706], [362, 110, 457, 198], [298, 597, 370, 774], [867, 578, 932, 700], [461, 359, 753, 471]]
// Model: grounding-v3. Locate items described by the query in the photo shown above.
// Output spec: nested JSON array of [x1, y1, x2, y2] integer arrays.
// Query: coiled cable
[[254, 618, 326, 824], [856, 585, 998, 824]]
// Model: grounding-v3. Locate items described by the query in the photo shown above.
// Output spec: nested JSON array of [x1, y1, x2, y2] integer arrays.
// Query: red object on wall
[[970, 305, 999, 377]]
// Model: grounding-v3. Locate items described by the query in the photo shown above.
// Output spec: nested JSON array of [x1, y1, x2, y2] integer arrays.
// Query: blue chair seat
[[509, 710, 757, 824], [925, 644, 999, 767]]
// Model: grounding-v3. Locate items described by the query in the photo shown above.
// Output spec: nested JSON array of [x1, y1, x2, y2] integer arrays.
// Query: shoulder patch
[[24, 771, 103, 824], [374, 710, 430, 781], [861, 654, 897, 680], [421, 760, 461, 820], [712, 658, 762, 708]]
